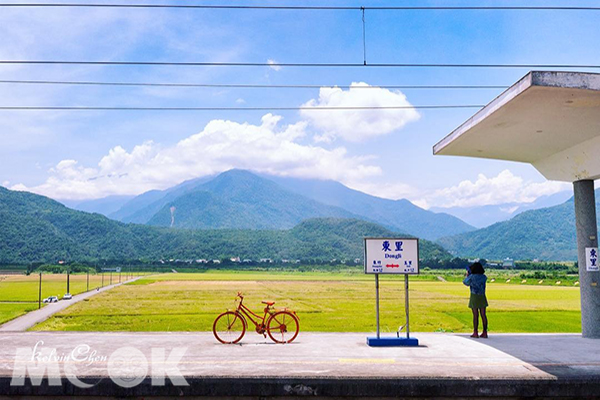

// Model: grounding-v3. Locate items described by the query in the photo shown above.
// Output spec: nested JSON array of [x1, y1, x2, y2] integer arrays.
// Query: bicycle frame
[[234, 294, 273, 334], [213, 292, 300, 344]]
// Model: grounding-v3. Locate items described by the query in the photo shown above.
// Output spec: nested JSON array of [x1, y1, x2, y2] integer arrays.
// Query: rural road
[[0, 278, 138, 332]]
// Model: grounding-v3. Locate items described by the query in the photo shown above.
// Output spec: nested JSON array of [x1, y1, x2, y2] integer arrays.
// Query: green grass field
[[0, 302, 40, 325], [32, 271, 582, 333], [0, 273, 120, 302], [0, 272, 138, 325]]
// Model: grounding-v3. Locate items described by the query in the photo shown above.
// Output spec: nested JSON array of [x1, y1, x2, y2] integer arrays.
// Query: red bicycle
[[213, 292, 299, 344]]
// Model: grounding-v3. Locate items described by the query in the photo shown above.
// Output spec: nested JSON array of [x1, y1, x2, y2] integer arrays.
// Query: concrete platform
[[0, 332, 599, 398]]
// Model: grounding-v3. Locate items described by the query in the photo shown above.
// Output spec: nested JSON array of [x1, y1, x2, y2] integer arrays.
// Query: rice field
[[0, 271, 136, 325], [31, 271, 582, 333]]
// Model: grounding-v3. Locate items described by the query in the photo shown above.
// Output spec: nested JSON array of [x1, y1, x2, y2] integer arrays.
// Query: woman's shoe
[[470, 332, 479, 338], [480, 332, 488, 338]]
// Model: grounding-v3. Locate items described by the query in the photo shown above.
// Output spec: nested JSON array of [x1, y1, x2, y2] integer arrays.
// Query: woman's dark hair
[[470, 262, 485, 275]]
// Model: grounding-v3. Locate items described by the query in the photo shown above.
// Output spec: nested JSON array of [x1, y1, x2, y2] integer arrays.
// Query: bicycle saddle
[[261, 300, 275, 306]]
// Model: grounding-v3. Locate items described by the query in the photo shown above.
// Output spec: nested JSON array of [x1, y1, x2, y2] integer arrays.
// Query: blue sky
[[1, 0, 599, 208]]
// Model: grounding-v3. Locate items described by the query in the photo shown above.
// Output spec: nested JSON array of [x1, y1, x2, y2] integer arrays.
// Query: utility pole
[[38, 273, 42, 309], [87, 270, 89, 292], [66, 267, 70, 294]]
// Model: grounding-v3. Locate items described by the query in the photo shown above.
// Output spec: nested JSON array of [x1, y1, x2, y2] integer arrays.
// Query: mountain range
[[430, 191, 573, 228], [83, 170, 474, 241], [34, 169, 589, 261], [438, 192, 594, 261], [0, 186, 449, 263]]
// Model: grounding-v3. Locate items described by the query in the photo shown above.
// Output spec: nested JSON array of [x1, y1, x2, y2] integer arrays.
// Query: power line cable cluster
[[1, 2, 597, 112], [2, 60, 600, 69], [0, 105, 486, 112], [0, 79, 509, 90], [1, 3, 600, 11]]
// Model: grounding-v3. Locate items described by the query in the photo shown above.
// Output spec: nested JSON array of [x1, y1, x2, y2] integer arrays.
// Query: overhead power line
[[2, 60, 599, 69], [0, 105, 485, 111], [1, 3, 599, 11], [0, 79, 508, 90]]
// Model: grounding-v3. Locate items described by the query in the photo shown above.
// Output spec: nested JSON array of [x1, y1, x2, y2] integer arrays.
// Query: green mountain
[[107, 170, 474, 240], [264, 175, 476, 240], [437, 194, 589, 261], [0, 186, 449, 263], [109, 175, 214, 223], [146, 170, 356, 229]]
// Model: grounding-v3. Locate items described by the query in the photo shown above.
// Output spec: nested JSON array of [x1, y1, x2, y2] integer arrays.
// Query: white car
[[43, 296, 59, 303], [62, 293, 73, 300]]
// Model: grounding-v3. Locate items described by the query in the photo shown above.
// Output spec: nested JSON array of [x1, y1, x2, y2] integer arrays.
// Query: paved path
[[0, 332, 599, 397], [0, 279, 137, 332]]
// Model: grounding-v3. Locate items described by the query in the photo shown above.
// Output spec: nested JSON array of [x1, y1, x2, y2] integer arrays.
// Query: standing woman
[[463, 262, 488, 338]]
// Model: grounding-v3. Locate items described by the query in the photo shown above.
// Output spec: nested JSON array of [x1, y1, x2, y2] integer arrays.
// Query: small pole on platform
[[38, 273, 42, 309], [375, 273, 380, 339], [405, 274, 410, 339]]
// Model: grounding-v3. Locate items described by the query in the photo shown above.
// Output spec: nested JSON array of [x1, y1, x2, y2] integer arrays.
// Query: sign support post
[[365, 237, 419, 347], [375, 273, 380, 339], [404, 273, 410, 339]]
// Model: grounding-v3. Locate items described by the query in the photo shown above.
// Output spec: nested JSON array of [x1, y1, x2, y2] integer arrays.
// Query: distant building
[[259, 258, 273, 263], [230, 257, 241, 263], [212, 260, 221, 264], [502, 258, 515, 267], [242, 259, 252, 263], [195, 259, 208, 264]]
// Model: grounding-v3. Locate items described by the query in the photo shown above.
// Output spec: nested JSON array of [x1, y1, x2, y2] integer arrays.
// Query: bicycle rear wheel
[[267, 311, 299, 344], [213, 311, 246, 344]]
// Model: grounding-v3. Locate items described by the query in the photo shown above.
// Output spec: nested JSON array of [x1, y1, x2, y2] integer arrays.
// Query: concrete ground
[[0, 331, 599, 398], [0, 278, 138, 332]]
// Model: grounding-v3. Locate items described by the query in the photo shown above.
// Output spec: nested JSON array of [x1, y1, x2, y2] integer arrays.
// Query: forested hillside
[[0, 187, 449, 263], [438, 195, 589, 261], [104, 170, 474, 240]]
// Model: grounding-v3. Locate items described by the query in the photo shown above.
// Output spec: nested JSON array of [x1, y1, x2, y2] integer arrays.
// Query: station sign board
[[364, 238, 419, 274], [586, 247, 599, 272]]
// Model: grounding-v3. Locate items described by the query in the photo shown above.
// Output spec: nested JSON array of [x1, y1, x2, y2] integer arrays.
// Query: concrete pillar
[[573, 180, 600, 338]]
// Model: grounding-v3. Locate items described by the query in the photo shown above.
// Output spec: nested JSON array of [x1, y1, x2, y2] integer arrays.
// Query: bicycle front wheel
[[267, 311, 299, 344], [213, 311, 246, 344]]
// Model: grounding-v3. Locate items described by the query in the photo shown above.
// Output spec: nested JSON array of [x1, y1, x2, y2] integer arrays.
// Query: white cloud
[[235, 98, 246, 104], [417, 170, 571, 209], [16, 114, 382, 200], [1, 180, 9, 187], [267, 59, 282, 71], [300, 82, 420, 142]]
